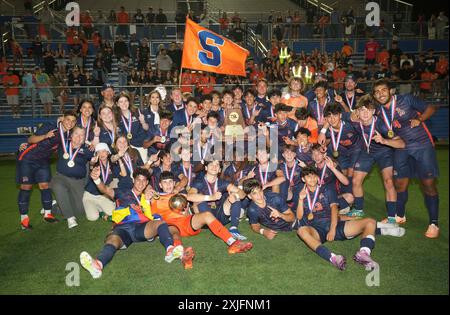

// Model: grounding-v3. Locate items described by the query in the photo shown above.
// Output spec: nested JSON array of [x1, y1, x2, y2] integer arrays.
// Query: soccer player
[[267, 103, 298, 159], [372, 79, 440, 238], [334, 74, 365, 112], [145, 171, 253, 269], [308, 81, 332, 128], [110, 135, 144, 189], [79, 168, 184, 279], [241, 88, 262, 126], [188, 160, 248, 240], [144, 110, 173, 156], [97, 104, 120, 151], [76, 99, 97, 147], [16, 110, 77, 230], [350, 95, 406, 222], [151, 150, 186, 194], [251, 148, 285, 193], [277, 145, 304, 209], [296, 167, 379, 271], [293, 108, 319, 144], [243, 178, 296, 239], [172, 96, 199, 129]]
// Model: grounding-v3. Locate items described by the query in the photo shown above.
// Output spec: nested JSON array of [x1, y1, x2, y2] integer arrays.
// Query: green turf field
[[0, 150, 448, 295]]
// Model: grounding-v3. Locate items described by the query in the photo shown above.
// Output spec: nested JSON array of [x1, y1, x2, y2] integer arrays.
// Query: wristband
[[259, 228, 265, 235], [94, 178, 101, 185], [320, 128, 327, 134]]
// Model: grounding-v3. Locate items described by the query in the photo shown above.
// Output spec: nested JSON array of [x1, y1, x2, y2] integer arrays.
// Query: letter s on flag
[[181, 17, 249, 76]]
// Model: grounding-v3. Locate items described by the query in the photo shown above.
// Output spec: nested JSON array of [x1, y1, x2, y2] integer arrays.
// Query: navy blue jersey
[[76, 115, 95, 142], [17, 122, 66, 165], [241, 102, 262, 125], [253, 163, 278, 186], [118, 111, 149, 147], [172, 163, 199, 187], [98, 125, 122, 150], [142, 107, 159, 130], [116, 152, 144, 189], [339, 91, 365, 112], [301, 185, 338, 222], [191, 177, 231, 208], [85, 160, 117, 195], [351, 117, 393, 155], [278, 162, 302, 187], [166, 102, 185, 113], [150, 164, 182, 192], [295, 145, 314, 166], [325, 115, 363, 155], [255, 95, 274, 122], [147, 125, 173, 154], [209, 108, 225, 127], [56, 143, 94, 178], [172, 109, 197, 128], [375, 94, 433, 150], [315, 162, 339, 190], [305, 88, 335, 102], [307, 96, 332, 127], [223, 163, 253, 186], [247, 191, 293, 231]]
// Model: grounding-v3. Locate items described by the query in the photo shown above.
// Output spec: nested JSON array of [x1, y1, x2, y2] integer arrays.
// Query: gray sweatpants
[[50, 172, 86, 219]]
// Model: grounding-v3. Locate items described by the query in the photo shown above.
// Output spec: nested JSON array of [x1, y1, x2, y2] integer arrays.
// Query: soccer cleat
[[339, 206, 351, 215], [395, 215, 406, 224], [43, 213, 59, 223], [330, 254, 346, 271], [227, 240, 253, 254], [20, 217, 32, 231], [377, 220, 398, 229], [165, 245, 184, 263], [380, 217, 397, 225], [181, 247, 195, 270], [229, 227, 247, 240], [380, 226, 406, 237], [67, 217, 78, 229], [425, 224, 439, 239], [346, 208, 365, 218], [80, 251, 102, 279], [353, 250, 379, 270]]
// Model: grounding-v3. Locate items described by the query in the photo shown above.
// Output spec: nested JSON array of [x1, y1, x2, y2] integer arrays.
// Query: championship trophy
[[224, 106, 245, 138]]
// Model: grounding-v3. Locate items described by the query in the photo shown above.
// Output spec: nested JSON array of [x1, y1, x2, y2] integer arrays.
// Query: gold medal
[[387, 130, 394, 138], [332, 150, 339, 158], [210, 202, 217, 209], [307, 213, 314, 221], [63, 153, 69, 160], [127, 133, 133, 140], [160, 136, 166, 143], [153, 192, 160, 200]]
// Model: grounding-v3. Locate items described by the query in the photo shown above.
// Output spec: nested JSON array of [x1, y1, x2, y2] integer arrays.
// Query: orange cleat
[[227, 240, 253, 254], [21, 217, 32, 231], [181, 247, 195, 270], [43, 213, 59, 223], [425, 224, 439, 239]]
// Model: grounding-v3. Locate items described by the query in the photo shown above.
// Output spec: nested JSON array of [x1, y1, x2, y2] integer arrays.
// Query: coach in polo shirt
[[51, 126, 94, 228]]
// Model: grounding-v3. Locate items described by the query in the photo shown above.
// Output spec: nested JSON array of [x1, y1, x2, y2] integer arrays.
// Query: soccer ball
[[169, 194, 188, 214]]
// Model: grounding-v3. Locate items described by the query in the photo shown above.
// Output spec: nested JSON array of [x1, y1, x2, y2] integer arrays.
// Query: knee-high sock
[[386, 201, 396, 218], [360, 235, 375, 255], [208, 219, 235, 245], [157, 223, 174, 249], [18, 189, 32, 216], [354, 196, 364, 210], [315, 245, 332, 262], [424, 194, 439, 226], [229, 201, 242, 228], [338, 197, 349, 210], [396, 191, 408, 217], [40, 188, 53, 211], [97, 244, 117, 268]]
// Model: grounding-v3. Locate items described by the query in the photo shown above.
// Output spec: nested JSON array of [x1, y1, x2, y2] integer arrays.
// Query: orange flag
[[181, 17, 249, 77]]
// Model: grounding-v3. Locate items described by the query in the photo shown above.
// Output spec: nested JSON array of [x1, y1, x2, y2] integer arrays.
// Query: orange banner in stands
[[181, 17, 249, 77]]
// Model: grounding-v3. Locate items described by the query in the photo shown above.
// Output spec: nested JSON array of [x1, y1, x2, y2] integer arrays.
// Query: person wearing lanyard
[[144, 110, 173, 156], [243, 179, 296, 240], [293, 107, 319, 144], [188, 160, 248, 241], [110, 135, 144, 190], [310, 144, 353, 216], [334, 75, 365, 112], [265, 103, 298, 159], [150, 150, 186, 194], [166, 87, 185, 113], [51, 126, 94, 229], [250, 149, 285, 194], [296, 167, 395, 271], [116, 92, 150, 163], [82, 143, 117, 222], [257, 88, 280, 124], [307, 81, 332, 128], [276, 145, 304, 210], [172, 97, 200, 134], [143, 171, 254, 269], [372, 79, 440, 238], [79, 168, 184, 279], [176, 147, 200, 193], [283, 127, 315, 166], [16, 110, 77, 230], [97, 104, 121, 151], [76, 99, 97, 148], [143, 90, 162, 130], [349, 95, 406, 224], [241, 88, 262, 127], [192, 126, 216, 167]]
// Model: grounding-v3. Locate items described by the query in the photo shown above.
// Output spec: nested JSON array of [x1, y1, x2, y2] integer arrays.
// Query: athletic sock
[[229, 201, 242, 228], [157, 223, 174, 249], [424, 194, 439, 226], [386, 201, 396, 218], [97, 244, 116, 268], [396, 191, 408, 217], [208, 219, 235, 245], [360, 235, 375, 255], [40, 188, 53, 213], [338, 197, 350, 210], [354, 196, 364, 210], [18, 189, 32, 215], [315, 245, 332, 262]]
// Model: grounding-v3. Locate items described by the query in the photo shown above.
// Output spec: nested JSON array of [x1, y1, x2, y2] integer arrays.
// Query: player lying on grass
[[142, 171, 254, 270], [242, 179, 296, 240], [79, 168, 183, 279], [296, 167, 404, 271]]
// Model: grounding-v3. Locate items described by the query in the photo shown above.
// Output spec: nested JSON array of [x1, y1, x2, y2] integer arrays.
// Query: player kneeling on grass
[[79, 168, 183, 279], [242, 179, 296, 239], [297, 166, 384, 271], [142, 171, 253, 270]]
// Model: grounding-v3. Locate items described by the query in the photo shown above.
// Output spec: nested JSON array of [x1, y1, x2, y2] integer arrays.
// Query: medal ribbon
[[81, 116, 91, 141], [329, 122, 344, 153], [360, 117, 377, 153], [232, 164, 244, 182], [100, 160, 109, 182], [59, 123, 69, 155], [121, 112, 133, 135], [259, 164, 270, 185], [306, 187, 320, 215], [68, 142, 81, 163], [183, 165, 192, 186], [381, 95, 396, 132], [345, 93, 354, 111], [316, 98, 327, 124], [205, 178, 218, 195], [319, 164, 327, 186], [123, 153, 133, 174], [284, 163, 297, 186]]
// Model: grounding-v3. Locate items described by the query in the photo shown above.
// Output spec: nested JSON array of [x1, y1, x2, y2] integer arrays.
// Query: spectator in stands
[[101, 41, 114, 73], [55, 73, 69, 113], [156, 8, 168, 39], [118, 54, 133, 89], [134, 9, 146, 40], [21, 68, 35, 104], [435, 53, 448, 99], [96, 10, 111, 41], [70, 35, 84, 72], [364, 37, 379, 65], [55, 43, 66, 74], [425, 49, 437, 71], [428, 14, 437, 39], [273, 23, 283, 42], [167, 42, 182, 70], [81, 11, 94, 39], [129, 33, 140, 66], [138, 39, 151, 71], [420, 66, 438, 98], [341, 42, 353, 65], [68, 67, 86, 107], [175, 9, 186, 41], [398, 61, 416, 94], [38, 2, 54, 40], [388, 41, 402, 66], [32, 35, 44, 68], [114, 36, 129, 60], [127, 68, 139, 104], [155, 48, 173, 76], [43, 48, 56, 75], [218, 12, 229, 36], [436, 11, 449, 39], [146, 7, 155, 39], [116, 7, 130, 38], [292, 11, 301, 40], [100, 83, 116, 109], [2, 67, 20, 118], [10, 38, 23, 70], [35, 66, 54, 116], [230, 23, 245, 45]]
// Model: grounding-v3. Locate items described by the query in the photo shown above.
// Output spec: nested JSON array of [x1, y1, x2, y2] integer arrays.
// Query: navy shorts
[[197, 201, 231, 226], [299, 219, 349, 244], [109, 222, 152, 248], [16, 160, 51, 184], [354, 149, 394, 173], [393, 146, 439, 179], [337, 150, 361, 170]]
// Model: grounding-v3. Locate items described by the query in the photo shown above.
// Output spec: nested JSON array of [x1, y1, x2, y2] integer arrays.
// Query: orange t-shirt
[[305, 117, 319, 143], [282, 94, 308, 120], [2, 74, 20, 96], [150, 194, 185, 222], [333, 69, 346, 90], [341, 45, 353, 57], [202, 76, 216, 95], [117, 12, 129, 24], [436, 60, 448, 75], [377, 51, 390, 67], [181, 73, 193, 93], [420, 72, 435, 90]]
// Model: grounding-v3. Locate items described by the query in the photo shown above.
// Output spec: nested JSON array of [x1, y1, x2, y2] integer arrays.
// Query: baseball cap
[[95, 143, 111, 154], [102, 83, 115, 91], [345, 74, 357, 82]]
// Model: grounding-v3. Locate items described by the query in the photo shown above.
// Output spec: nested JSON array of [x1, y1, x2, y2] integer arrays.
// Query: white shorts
[[39, 91, 54, 104], [82, 191, 115, 221], [6, 95, 19, 105]]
